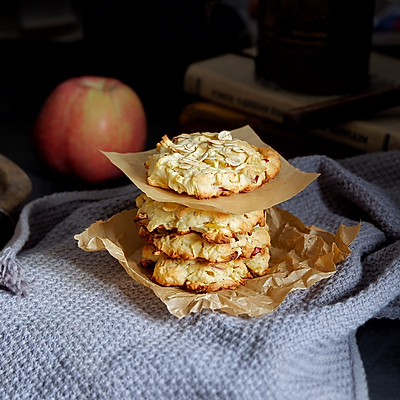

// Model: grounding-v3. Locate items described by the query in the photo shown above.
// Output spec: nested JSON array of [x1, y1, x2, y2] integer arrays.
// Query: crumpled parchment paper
[[101, 125, 320, 214], [75, 125, 360, 318], [75, 206, 360, 318]]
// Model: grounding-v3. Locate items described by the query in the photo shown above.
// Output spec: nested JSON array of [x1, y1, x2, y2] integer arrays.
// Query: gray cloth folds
[[1, 151, 399, 400]]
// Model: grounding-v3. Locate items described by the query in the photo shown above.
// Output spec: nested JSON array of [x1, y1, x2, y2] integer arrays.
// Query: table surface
[[0, 37, 399, 399]]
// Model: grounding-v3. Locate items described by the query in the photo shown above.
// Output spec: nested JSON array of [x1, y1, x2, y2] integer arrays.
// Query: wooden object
[[0, 154, 32, 248]]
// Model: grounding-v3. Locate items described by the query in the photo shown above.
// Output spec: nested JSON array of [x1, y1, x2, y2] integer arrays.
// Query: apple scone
[[142, 245, 271, 292], [135, 193, 265, 243], [145, 131, 281, 199], [138, 226, 270, 263]]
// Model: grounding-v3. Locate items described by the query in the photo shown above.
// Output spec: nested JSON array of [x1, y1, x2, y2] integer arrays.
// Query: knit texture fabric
[[1, 152, 399, 400]]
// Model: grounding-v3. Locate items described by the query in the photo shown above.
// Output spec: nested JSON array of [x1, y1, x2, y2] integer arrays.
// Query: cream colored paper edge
[[102, 125, 319, 214], [75, 207, 360, 319]]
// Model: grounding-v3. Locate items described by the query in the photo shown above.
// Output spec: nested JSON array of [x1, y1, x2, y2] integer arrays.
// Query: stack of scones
[[135, 131, 281, 292]]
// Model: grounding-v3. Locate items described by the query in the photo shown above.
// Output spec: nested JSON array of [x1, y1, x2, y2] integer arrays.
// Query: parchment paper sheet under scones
[[102, 126, 320, 214], [77, 125, 359, 317], [75, 207, 360, 318]]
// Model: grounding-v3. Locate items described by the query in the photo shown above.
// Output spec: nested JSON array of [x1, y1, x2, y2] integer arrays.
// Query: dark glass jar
[[256, 0, 376, 95]]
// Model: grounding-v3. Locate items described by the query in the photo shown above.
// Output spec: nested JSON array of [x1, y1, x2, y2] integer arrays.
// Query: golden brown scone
[[135, 193, 266, 244], [141, 247, 271, 292], [151, 254, 251, 292], [145, 131, 281, 199], [139, 225, 271, 263]]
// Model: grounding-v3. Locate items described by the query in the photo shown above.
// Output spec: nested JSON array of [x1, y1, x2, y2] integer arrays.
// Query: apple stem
[[79, 77, 116, 91]]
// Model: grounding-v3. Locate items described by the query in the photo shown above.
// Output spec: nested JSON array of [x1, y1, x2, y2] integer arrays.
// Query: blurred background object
[[255, 0, 376, 94]]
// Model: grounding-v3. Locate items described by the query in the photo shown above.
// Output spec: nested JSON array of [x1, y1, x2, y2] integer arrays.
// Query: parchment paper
[[102, 125, 319, 214], [75, 207, 360, 318]]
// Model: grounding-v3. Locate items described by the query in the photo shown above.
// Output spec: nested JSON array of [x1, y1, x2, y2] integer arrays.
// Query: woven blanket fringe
[[0, 247, 29, 295]]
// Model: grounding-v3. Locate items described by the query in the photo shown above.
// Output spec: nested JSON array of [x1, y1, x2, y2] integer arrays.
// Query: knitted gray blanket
[[1, 152, 399, 400]]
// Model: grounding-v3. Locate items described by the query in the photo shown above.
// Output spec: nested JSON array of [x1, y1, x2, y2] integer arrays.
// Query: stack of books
[[181, 49, 400, 154]]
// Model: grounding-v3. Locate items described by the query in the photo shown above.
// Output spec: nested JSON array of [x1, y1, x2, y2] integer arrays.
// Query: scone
[[142, 247, 271, 292], [152, 255, 251, 292], [145, 131, 281, 199], [138, 225, 271, 262], [135, 193, 265, 243]]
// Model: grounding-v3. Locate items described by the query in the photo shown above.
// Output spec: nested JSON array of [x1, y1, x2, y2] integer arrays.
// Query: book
[[183, 51, 400, 152]]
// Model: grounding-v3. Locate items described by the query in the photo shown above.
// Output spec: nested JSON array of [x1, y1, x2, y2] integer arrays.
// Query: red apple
[[33, 76, 147, 183]]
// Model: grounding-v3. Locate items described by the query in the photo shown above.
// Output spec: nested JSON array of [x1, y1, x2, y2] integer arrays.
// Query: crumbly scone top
[[145, 131, 281, 199]]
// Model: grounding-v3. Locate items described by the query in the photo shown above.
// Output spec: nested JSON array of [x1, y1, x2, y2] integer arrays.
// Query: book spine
[[311, 121, 399, 152], [184, 64, 400, 153], [184, 64, 290, 123]]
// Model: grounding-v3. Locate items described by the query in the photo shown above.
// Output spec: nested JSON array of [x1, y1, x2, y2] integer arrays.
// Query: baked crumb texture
[[145, 131, 281, 199]]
